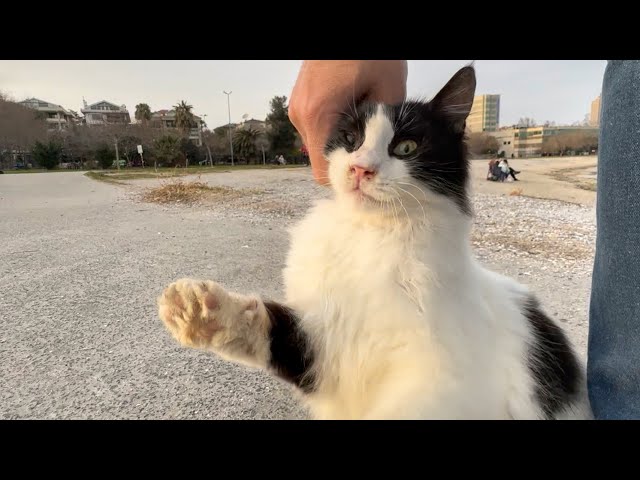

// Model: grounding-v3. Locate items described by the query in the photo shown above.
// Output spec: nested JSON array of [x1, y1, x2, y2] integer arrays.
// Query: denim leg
[[588, 60, 640, 419]]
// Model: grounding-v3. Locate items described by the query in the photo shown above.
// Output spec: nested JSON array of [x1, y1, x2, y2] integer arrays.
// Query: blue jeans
[[588, 60, 640, 419]]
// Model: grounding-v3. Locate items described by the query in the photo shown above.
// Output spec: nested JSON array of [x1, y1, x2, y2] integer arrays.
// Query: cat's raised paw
[[157, 278, 266, 350]]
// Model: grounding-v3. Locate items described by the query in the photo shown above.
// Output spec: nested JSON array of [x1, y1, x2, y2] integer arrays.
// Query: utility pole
[[223, 91, 234, 166], [202, 114, 213, 167]]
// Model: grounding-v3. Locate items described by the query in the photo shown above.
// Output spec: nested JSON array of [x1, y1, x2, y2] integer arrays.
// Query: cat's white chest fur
[[282, 199, 548, 419]]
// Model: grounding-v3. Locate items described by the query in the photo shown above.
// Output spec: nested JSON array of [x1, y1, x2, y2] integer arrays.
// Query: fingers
[[288, 60, 408, 186]]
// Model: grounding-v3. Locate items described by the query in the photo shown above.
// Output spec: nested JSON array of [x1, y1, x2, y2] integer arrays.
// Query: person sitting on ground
[[491, 160, 505, 181], [487, 159, 498, 180], [501, 159, 520, 181]]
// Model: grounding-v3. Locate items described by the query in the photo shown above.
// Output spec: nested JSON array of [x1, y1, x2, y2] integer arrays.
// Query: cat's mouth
[[348, 184, 384, 204]]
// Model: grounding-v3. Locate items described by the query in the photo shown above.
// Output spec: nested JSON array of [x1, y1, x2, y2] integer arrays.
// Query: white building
[[18, 98, 77, 131], [81, 99, 131, 126]]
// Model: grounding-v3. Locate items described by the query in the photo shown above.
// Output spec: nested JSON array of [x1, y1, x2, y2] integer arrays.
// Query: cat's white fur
[[281, 106, 591, 419]]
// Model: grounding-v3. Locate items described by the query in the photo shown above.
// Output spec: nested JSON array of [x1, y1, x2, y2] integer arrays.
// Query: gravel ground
[[0, 168, 596, 419]]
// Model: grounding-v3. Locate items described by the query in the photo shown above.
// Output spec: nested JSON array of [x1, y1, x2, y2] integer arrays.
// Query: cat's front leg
[[158, 279, 315, 390]]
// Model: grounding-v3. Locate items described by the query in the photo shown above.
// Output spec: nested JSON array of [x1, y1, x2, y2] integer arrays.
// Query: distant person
[[487, 158, 504, 181], [487, 159, 497, 180], [500, 159, 520, 181]]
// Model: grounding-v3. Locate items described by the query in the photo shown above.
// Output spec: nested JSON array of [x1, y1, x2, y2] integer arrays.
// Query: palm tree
[[174, 100, 194, 134], [233, 128, 263, 163], [135, 103, 152, 125]]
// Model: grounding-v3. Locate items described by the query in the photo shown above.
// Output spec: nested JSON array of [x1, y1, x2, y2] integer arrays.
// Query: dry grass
[[141, 178, 263, 205], [85, 170, 184, 185], [549, 166, 597, 192]]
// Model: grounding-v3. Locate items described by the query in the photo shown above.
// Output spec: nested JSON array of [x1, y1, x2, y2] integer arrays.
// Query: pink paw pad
[[204, 293, 218, 310]]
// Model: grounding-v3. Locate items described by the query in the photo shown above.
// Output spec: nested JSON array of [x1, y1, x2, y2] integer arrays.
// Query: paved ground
[[0, 164, 596, 419]]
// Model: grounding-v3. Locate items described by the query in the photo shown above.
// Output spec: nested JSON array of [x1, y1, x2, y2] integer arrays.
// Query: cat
[[157, 65, 592, 420]]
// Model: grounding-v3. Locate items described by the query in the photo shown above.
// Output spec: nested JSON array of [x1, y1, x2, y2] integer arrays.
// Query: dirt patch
[[548, 166, 597, 191], [85, 170, 185, 185], [141, 179, 264, 205]]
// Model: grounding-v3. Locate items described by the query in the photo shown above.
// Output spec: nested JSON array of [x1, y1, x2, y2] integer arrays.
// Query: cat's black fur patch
[[325, 102, 378, 154], [264, 301, 315, 393], [522, 296, 582, 418], [325, 101, 471, 215], [324, 66, 476, 215]]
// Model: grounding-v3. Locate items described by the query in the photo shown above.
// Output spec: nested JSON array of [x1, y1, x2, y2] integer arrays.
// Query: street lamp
[[223, 91, 234, 166], [202, 113, 213, 167]]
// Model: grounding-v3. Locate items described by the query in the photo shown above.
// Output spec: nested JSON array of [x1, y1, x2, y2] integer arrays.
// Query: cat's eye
[[345, 133, 356, 146], [393, 140, 418, 156]]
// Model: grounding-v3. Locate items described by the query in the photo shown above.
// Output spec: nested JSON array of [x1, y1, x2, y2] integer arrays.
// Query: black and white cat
[[158, 65, 592, 419]]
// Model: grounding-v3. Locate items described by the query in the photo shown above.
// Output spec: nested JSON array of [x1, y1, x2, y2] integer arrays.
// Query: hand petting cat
[[288, 60, 408, 185]]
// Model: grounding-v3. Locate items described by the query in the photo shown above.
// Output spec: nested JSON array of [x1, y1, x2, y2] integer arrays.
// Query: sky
[[0, 60, 607, 129]]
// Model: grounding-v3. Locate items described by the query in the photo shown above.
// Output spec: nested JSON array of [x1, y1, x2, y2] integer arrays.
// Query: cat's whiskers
[[395, 99, 408, 131], [378, 188, 400, 229], [388, 186, 415, 236], [395, 185, 427, 226], [390, 196, 402, 230], [395, 181, 429, 202]]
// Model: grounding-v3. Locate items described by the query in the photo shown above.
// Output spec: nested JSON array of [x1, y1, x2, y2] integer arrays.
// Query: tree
[[154, 135, 181, 167], [118, 134, 142, 164], [95, 144, 115, 169], [174, 100, 195, 134], [32, 140, 63, 170], [467, 132, 499, 155], [518, 117, 536, 127], [202, 129, 230, 163], [135, 103, 152, 125], [542, 133, 599, 156], [0, 94, 48, 168], [266, 96, 297, 156], [233, 128, 263, 163], [179, 138, 199, 165], [255, 136, 270, 164]]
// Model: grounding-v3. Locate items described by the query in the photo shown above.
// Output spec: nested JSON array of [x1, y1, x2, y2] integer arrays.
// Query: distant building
[[81, 99, 131, 126], [488, 125, 599, 158], [468, 94, 500, 133], [236, 118, 267, 132], [151, 109, 203, 146], [590, 95, 601, 127], [214, 123, 238, 132], [491, 128, 516, 158], [18, 98, 76, 131]]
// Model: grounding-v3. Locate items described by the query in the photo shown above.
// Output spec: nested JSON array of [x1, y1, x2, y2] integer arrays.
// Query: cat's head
[[324, 65, 476, 219]]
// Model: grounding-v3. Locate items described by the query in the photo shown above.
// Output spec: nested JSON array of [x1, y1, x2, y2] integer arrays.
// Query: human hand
[[289, 60, 408, 185]]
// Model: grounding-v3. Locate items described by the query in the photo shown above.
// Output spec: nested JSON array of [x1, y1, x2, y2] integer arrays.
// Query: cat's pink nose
[[350, 165, 377, 181]]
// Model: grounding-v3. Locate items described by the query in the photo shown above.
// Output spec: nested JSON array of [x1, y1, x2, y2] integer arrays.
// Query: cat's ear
[[430, 65, 476, 133]]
